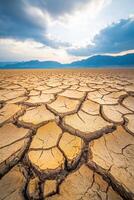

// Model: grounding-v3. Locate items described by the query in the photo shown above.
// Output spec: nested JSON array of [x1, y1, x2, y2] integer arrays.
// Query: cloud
[[0, 0, 133, 62], [0, 38, 82, 63], [0, 0, 43, 39], [0, 0, 71, 48], [0, 0, 107, 47], [28, 0, 90, 18], [68, 18, 134, 56]]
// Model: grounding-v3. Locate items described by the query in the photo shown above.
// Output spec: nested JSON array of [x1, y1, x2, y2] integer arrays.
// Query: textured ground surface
[[0, 69, 134, 200]]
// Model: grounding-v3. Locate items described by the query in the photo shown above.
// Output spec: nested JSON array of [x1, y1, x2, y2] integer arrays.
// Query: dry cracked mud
[[0, 69, 134, 200]]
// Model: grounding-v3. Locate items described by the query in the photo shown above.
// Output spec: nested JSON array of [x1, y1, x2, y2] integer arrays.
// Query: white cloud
[[0, 39, 84, 63], [45, 0, 111, 47], [104, 49, 134, 56]]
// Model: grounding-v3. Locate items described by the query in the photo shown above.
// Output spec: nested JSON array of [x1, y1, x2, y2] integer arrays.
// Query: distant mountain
[[0, 62, 17, 67], [0, 53, 134, 69], [68, 53, 134, 67], [0, 60, 62, 69]]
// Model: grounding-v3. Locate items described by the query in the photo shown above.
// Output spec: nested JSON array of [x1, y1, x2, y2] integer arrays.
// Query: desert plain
[[0, 68, 134, 200]]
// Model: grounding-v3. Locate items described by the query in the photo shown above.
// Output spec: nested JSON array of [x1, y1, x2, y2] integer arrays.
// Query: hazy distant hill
[[0, 62, 17, 67], [68, 53, 134, 67], [0, 53, 134, 69], [0, 60, 62, 69]]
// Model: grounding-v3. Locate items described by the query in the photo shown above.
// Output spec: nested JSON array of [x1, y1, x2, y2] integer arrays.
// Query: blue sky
[[0, 0, 134, 63]]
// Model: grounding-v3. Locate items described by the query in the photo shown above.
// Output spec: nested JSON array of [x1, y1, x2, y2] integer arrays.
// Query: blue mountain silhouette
[[0, 53, 134, 69]]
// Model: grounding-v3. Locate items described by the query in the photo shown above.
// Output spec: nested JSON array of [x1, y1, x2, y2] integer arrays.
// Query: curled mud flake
[[0, 166, 26, 200], [48, 96, 80, 117], [45, 164, 122, 200], [59, 132, 84, 168], [81, 99, 100, 115], [19, 105, 56, 126], [63, 110, 114, 141], [0, 123, 31, 176], [59, 89, 85, 100], [7, 96, 28, 104], [124, 114, 134, 135], [125, 84, 134, 93], [0, 104, 22, 125], [25, 93, 55, 104], [89, 126, 134, 199], [28, 147, 65, 174], [42, 87, 63, 94], [122, 96, 134, 111], [87, 90, 126, 105], [102, 104, 131, 124], [30, 121, 62, 149], [0, 89, 26, 101]]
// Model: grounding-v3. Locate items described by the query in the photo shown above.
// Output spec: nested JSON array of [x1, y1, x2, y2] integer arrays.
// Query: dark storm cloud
[[0, 0, 73, 47], [68, 18, 134, 56], [30, 0, 90, 17], [0, 0, 44, 40]]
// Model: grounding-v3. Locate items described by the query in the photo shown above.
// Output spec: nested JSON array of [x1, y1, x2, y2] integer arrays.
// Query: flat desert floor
[[0, 69, 134, 200]]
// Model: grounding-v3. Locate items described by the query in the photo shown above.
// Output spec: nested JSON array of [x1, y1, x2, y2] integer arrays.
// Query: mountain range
[[0, 53, 134, 69]]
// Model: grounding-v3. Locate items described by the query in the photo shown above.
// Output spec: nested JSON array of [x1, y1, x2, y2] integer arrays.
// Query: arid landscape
[[0, 69, 134, 200]]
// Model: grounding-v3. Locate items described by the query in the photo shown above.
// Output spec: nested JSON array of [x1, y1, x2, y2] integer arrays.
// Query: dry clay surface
[[0, 69, 134, 200]]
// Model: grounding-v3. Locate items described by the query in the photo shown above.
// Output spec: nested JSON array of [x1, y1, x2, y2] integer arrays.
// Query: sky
[[0, 0, 134, 63]]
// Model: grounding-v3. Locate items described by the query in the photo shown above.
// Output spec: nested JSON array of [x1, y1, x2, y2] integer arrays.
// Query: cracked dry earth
[[0, 69, 134, 200]]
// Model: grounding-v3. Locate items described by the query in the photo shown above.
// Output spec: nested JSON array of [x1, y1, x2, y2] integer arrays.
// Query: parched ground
[[0, 69, 134, 200]]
